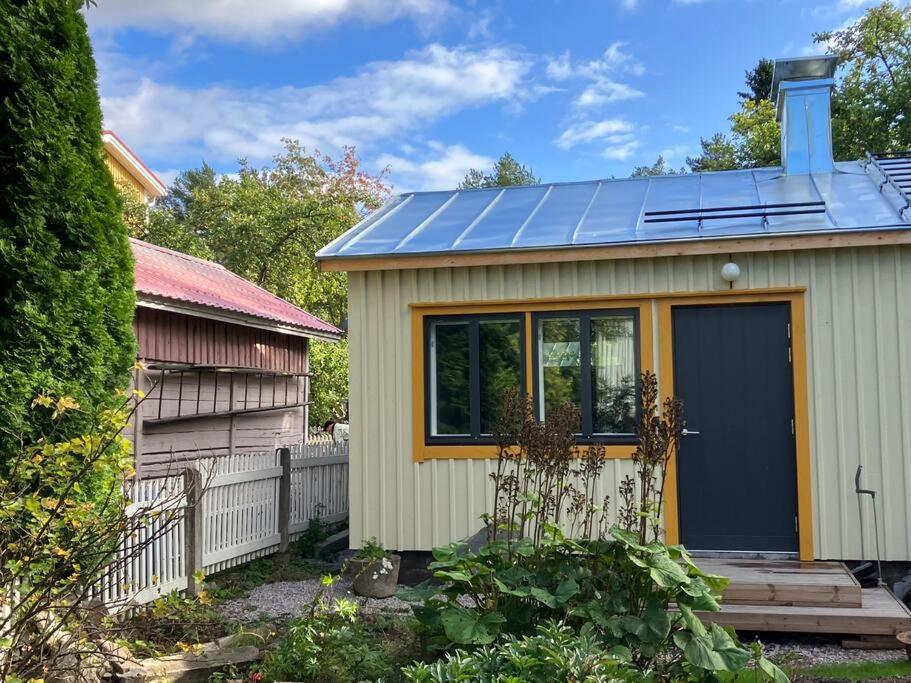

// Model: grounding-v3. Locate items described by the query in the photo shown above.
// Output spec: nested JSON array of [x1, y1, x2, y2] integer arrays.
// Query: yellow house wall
[[105, 152, 147, 202], [347, 246, 911, 561]]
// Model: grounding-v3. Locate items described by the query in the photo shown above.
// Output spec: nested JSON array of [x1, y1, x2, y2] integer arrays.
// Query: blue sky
[[86, 0, 876, 193]]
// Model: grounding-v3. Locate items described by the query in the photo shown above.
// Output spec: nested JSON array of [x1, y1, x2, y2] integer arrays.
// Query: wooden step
[[697, 558, 862, 608], [699, 588, 911, 636]]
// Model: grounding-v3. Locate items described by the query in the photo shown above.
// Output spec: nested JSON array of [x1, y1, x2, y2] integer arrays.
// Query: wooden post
[[132, 365, 145, 480], [278, 447, 292, 553], [228, 374, 236, 457], [183, 466, 204, 597]]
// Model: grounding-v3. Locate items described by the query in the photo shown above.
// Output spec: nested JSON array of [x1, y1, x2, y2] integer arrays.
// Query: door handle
[[682, 428, 700, 436]]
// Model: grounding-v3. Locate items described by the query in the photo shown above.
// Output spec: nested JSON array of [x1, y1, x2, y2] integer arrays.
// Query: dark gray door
[[672, 303, 798, 553]]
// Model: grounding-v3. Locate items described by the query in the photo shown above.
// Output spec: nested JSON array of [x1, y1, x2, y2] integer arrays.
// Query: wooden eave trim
[[135, 296, 343, 342], [318, 228, 911, 272], [102, 133, 168, 198]]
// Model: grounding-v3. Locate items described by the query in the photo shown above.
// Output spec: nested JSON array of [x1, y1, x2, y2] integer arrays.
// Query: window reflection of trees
[[591, 318, 636, 435]]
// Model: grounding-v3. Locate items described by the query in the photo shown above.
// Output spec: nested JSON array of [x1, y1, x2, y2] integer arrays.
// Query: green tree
[[686, 62, 781, 172], [816, 1, 911, 159], [686, 133, 738, 172], [730, 98, 781, 168], [688, 4, 911, 170], [738, 57, 775, 103], [308, 338, 350, 429], [0, 0, 136, 459], [630, 155, 685, 177], [142, 141, 388, 427], [459, 152, 540, 189]]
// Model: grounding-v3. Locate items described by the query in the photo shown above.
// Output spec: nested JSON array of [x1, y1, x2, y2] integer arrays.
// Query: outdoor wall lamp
[[721, 261, 741, 283]]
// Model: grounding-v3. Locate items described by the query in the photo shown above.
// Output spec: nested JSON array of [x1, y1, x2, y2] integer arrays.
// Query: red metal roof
[[131, 238, 341, 338]]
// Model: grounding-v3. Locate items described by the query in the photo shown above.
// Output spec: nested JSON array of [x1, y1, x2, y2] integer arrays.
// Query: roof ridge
[[130, 237, 229, 270]]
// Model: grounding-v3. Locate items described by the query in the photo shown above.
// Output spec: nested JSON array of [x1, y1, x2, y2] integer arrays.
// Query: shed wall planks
[[134, 307, 308, 373], [132, 307, 311, 469], [347, 246, 911, 561]]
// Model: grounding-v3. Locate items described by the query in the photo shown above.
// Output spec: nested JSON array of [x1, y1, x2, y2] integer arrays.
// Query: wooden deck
[[696, 559, 911, 636], [699, 558, 862, 607]]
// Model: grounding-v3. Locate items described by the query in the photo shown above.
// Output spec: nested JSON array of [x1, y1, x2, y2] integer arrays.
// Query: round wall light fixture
[[721, 262, 741, 283]]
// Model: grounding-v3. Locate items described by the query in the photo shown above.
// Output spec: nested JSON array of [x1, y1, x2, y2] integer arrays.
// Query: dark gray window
[[426, 314, 524, 443], [534, 309, 639, 442]]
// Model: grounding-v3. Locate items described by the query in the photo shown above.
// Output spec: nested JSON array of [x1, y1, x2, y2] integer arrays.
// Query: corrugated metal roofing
[[131, 239, 341, 338], [317, 162, 910, 261]]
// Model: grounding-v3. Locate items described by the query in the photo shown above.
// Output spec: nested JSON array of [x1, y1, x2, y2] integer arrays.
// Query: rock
[[350, 554, 401, 599], [99, 639, 139, 673]]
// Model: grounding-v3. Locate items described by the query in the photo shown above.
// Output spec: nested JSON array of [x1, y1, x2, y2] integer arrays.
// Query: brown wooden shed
[[130, 238, 341, 476]]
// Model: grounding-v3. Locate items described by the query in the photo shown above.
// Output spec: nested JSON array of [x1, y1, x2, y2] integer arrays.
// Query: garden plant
[[400, 372, 789, 682]]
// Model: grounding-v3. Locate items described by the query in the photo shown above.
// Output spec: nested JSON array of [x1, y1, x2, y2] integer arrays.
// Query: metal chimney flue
[[771, 55, 838, 175]]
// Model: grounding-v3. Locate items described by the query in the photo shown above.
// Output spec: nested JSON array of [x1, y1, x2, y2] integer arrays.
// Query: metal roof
[[316, 162, 910, 262], [132, 239, 342, 339]]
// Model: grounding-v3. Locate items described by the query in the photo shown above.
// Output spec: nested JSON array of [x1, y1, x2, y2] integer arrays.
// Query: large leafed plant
[[401, 372, 788, 682]]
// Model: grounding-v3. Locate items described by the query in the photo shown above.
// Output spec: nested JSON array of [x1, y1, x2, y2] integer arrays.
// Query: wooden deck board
[[699, 558, 863, 607], [700, 588, 911, 636]]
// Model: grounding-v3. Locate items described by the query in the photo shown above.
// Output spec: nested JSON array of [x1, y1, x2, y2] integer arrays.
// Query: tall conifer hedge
[[0, 0, 136, 457]]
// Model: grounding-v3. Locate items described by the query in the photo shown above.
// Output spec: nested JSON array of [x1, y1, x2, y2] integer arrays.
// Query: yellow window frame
[[411, 297, 654, 462]]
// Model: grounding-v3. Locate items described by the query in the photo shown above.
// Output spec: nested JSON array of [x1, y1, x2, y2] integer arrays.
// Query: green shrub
[[256, 576, 418, 682], [0, 0, 136, 463], [400, 374, 789, 682], [0, 396, 140, 679], [402, 622, 643, 682]]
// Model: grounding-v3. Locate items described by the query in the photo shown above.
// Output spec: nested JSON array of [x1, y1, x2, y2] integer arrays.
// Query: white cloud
[[151, 168, 181, 188], [376, 143, 493, 192], [577, 81, 644, 107], [86, 0, 450, 42], [99, 44, 536, 165], [555, 118, 644, 160], [658, 144, 691, 166], [546, 43, 645, 109], [555, 119, 636, 149], [602, 140, 640, 160]]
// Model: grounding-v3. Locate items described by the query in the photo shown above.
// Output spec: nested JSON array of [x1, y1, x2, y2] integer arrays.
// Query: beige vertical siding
[[348, 246, 911, 561]]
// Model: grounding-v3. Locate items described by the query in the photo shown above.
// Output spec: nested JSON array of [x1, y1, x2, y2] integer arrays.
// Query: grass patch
[[115, 592, 231, 658], [719, 658, 911, 682], [792, 659, 911, 681]]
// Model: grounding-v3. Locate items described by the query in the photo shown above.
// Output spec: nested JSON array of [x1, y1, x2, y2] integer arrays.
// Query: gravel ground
[[217, 576, 415, 623], [753, 635, 908, 666]]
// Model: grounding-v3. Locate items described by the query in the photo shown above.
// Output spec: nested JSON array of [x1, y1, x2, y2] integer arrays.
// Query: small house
[[317, 56, 911, 563], [131, 239, 342, 477]]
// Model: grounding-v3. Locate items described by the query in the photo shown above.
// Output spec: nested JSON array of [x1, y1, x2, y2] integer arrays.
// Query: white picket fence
[[93, 437, 349, 611]]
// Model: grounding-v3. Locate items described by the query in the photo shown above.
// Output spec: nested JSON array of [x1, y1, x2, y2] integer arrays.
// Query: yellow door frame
[[657, 290, 814, 561]]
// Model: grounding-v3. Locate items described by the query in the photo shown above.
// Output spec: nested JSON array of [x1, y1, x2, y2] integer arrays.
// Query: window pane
[[591, 316, 637, 434], [479, 320, 522, 434], [431, 322, 470, 435], [539, 317, 581, 429]]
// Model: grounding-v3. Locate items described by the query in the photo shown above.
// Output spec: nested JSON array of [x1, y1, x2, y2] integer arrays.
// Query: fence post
[[183, 466, 203, 597], [278, 447, 292, 553]]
